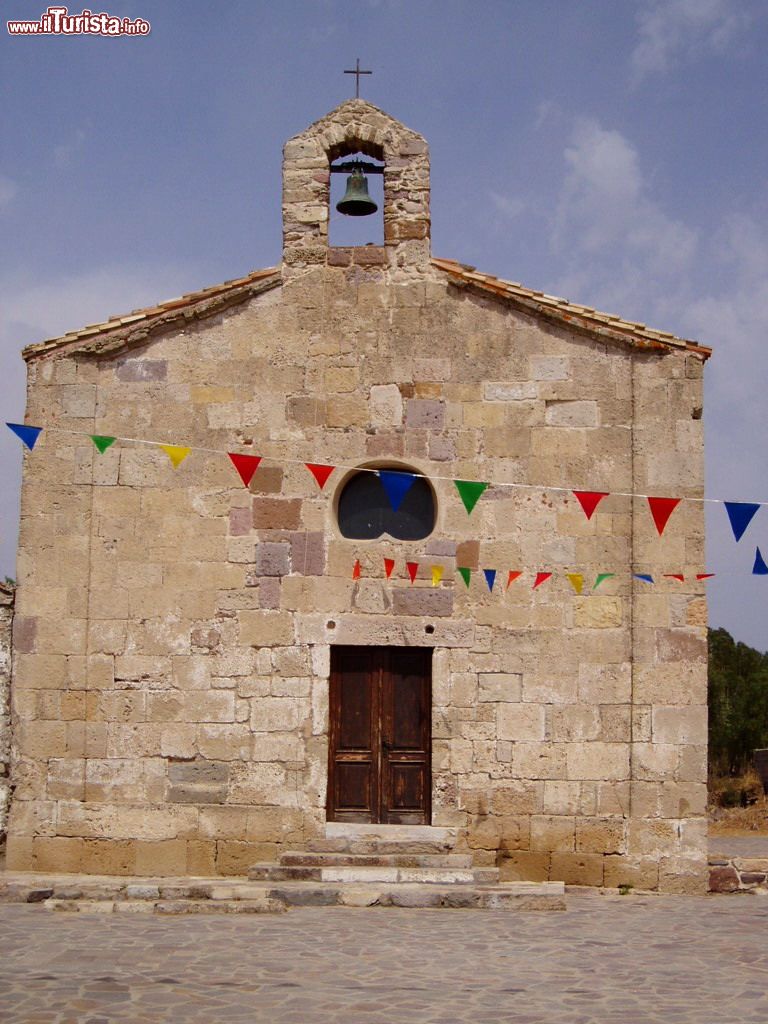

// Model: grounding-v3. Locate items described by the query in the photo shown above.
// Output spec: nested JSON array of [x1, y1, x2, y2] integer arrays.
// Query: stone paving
[[2, 890, 768, 1023]]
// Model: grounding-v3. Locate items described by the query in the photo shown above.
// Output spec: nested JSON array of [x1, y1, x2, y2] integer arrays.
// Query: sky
[[1, 0, 767, 649]]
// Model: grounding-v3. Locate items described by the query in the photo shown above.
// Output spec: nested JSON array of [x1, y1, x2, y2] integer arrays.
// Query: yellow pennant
[[160, 444, 191, 468], [567, 573, 584, 595], [431, 565, 444, 587]]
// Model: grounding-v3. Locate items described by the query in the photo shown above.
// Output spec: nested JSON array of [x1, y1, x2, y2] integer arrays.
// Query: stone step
[[264, 881, 565, 911], [0, 872, 565, 913], [306, 838, 456, 855], [325, 822, 458, 847], [280, 851, 474, 869], [248, 862, 499, 884]]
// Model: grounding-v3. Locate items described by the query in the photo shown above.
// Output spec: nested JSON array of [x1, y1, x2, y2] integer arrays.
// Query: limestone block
[[513, 742, 567, 781], [478, 672, 522, 702], [545, 401, 598, 427], [575, 817, 626, 854], [251, 696, 307, 732], [603, 855, 659, 891], [573, 596, 623, 628], [497, 703, 546, 742], [577, 663, 631, 704], [229, 763, 290, 805], [238, 610, 295, 647], [632, 742, 679, 781], [198, 805, 249, 840], [498, 850, 552, 882], [530, 356, 569, 381], [652, 706, 707, 745], [252, 732, 305, 762], [548, 706, 601, 742], [530, 815, 575, 852], [135, 839, 188, 876], [56, 801, 198, 841], [492, 781, 543, 816], [550, 852, 605, 886], [197, 724, 252, 761], [566, 742, 629, 781]]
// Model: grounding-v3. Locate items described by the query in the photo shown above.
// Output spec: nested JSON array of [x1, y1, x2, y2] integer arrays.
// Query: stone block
[[530, 815, 575, 853], [405, 399, 445, 429], [239, 610, 295, 647], [573, 597, 623, 628], [575, 817, 626, 855], [478, 672, 522, 702], [550, 852, 605, 886], [497, 703, 545, 742], [498, 850, 552, 882], [134, 839, 188, 876], [566, 742, 629, 781], [252, 498, 301, 530], [392, 588, 453, 617], [253, 542, 291, 577], [652, 706, 707, 744]]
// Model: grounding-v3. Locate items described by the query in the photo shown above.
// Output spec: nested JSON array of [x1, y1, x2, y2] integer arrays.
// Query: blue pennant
[[633, 573, 655, 584], [724, 501, 761, 543], [6, 422, 42, 450], [753, 547, 768, 576], [483, 569, 497, 592], [378, 470, 417, 512]]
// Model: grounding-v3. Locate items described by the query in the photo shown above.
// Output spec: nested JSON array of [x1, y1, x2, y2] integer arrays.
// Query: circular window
[[336, 467, 436, 541]]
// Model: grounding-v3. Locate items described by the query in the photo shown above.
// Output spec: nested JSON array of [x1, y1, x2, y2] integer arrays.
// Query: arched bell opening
[[329, 147, 384, 248]]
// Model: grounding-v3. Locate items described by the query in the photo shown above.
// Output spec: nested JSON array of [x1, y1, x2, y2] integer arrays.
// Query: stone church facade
[[6, 100, 710, 892]]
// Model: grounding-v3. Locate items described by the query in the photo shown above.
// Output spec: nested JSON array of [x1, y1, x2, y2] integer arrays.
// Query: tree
[[708, 627, 768, 776]]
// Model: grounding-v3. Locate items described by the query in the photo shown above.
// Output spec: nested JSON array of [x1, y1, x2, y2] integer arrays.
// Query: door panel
[[328, 646, 431, 825]]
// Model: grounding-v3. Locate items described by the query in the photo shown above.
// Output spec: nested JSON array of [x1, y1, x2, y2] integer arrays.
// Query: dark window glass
[[337, 471, 435, 540]]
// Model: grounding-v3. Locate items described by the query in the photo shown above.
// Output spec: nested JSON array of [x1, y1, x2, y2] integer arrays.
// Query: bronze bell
[[336, 168, 378, 217]]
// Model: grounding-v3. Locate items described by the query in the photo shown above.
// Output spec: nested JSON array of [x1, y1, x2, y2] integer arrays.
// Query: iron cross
[[344, 58, 372, 98]]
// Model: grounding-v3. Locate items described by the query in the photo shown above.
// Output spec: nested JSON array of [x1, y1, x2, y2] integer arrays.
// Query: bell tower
[[281, 99, 430, 272]]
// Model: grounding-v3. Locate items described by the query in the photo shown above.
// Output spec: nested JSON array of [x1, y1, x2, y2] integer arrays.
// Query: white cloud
[[631, 0, 751, 83], [0, 175, 17, 212], [489, 191, 525, 219], [551, 117, 697, 313]]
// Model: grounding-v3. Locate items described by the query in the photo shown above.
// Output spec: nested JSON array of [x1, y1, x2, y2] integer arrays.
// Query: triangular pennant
[[305, 463, 335, 490], [724, 501, 761, 543], [431, 565, 444, 587], [506, 571, 522, 589], [384, 558, 395, 579], [593, 573, 615, 590], [352, 559, 362, 580], [753, 548, 768, 576], [647, 496, 681, 536], [228, 452, 262, 487], [573, 491, 609, 520], [663, 574, 685, 582], [634, 574, 655, 584], [458, 567, 472, 588], [696, 573, 716, 581], [483, 569, 497, 592], [567, 573, 584, 595], [453, 479, 489, 515], [6, 422, 42, 450], [90, 435, 116, 454], [533, 572, 552, 589], [406, 561, 419, 584], [160, 444, 191, 468], [378, 470, 417, 512]]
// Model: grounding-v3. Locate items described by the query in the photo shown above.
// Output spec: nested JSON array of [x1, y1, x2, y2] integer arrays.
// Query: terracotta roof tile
[[432, 256, 711, 359], [23, 266, 280, 361]]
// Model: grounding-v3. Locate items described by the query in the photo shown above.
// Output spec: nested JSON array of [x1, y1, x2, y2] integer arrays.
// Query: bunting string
[[6, 421, 768, 541]]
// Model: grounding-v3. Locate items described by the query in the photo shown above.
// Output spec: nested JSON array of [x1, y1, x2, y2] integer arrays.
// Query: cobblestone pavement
[[2, 891, 767, 1024]]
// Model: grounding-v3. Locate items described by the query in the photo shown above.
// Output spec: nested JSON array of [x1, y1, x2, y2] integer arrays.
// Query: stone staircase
[[247, 823, 565, 910]]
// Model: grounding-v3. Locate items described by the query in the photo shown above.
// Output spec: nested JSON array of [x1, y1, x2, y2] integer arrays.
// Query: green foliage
[[708, 627, 768, 776]]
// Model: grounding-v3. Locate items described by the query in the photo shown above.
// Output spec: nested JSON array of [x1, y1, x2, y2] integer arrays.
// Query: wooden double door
[[327, 646, 432, 825]]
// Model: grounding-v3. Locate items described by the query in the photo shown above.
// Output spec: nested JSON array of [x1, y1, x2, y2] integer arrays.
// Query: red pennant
[[305, 463, 335, 490], [406, 561, 419, 584], [384, 558, 395, 579], [352, 559, 361, 580], [506, 571, 522, 589], [663, 574, 685, 582], [228, 452, 262, 487], [573, 491, 609, 520], [533, 572, 552, 589], [696, 573, 716, 580], [647, 496, 681, 535]]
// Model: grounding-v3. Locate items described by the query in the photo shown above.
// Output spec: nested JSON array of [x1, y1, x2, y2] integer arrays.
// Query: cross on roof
[[344, 58, 372, 98]]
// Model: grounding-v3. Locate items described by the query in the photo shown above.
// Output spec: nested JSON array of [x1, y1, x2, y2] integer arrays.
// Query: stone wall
[[0, 582, 14, 855], [5, 101, 708, 890]]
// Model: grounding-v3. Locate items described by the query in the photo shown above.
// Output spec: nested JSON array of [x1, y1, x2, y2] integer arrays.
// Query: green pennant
[[458, 567, 472, 588], [90, 435, 116, 454], [453, 479, 489, 514], [593, 573, 615, 590]]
